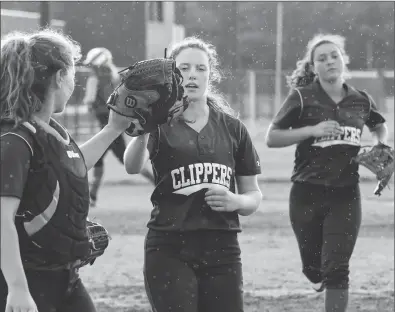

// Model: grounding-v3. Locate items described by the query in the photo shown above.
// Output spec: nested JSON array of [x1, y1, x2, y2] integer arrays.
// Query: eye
[[179, 66, 189, 71]]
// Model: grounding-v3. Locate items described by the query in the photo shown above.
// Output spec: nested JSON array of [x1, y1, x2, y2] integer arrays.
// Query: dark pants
[[94, 113, 125, 168], [289, 182, 362, 289], [144, 229, 244, 312], [0, 269, 96, 312]]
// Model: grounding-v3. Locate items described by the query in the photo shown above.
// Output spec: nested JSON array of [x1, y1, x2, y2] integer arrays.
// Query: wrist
[[304, 125, 315, 138], [102, 124, 124, 136], [231, 193, 244, 212], [8, 280, 29, 292]]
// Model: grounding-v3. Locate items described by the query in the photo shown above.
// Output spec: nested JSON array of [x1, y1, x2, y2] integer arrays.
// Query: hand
[[311, 120, 343, 138], [6, 288, 38, 312], [205, 186, 239, 212], [106, 109, 138, 133]]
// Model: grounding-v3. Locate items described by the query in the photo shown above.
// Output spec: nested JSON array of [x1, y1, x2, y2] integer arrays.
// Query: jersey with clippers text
[[272, 80, 386, 186], [146, 106, 261, 232]]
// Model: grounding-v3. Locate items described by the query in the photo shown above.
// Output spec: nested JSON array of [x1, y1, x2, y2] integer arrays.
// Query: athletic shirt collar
[[30, 116, 71, 146]]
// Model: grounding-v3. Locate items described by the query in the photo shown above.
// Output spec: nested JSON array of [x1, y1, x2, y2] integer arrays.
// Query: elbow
[[124, 158, 141, 175], [265, 132, 277, 148], [124, 163, 142, 175]]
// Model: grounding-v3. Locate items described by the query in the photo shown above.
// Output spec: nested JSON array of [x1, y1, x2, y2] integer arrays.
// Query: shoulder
[[217, 112, 251, 143], [0, 122, 35, 156]]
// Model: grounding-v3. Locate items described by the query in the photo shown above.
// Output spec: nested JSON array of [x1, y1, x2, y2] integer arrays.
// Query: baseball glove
[[78, 220, 110, 268], [353, 142, 394, 196], [106, 57, 188, 136]]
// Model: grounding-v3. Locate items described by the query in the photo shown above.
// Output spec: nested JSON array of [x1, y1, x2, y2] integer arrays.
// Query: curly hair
[[0, 28, 81, 127], [168, 36, 238, 118], [286, 33, 350, 90]]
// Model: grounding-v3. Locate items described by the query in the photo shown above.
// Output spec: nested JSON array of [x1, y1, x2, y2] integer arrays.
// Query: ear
[[54, 69, 64, 89]]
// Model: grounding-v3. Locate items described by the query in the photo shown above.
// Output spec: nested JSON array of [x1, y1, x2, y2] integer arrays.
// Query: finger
[[205, 195, 222, 201], [207, 201, 223, 207], [205, 189, 225, 196], [210, 205, 225, 211]]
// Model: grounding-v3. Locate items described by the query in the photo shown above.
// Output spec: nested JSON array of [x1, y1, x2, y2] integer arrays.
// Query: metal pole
[[40, 2, 50, 28], [274, 2, 283, 113]]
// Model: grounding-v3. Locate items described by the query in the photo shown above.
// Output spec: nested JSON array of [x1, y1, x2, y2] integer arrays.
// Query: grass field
[[74, 97, 394, 312], [81, 180, 394, 312]]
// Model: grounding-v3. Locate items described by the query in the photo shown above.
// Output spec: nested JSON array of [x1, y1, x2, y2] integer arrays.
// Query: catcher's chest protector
[[15, 121, 91, 268]]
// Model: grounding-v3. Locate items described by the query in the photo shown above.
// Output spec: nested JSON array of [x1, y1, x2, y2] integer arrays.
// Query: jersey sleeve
[[364, 93, 386, 129], [0, 132, 33, 198], [271, 89, 302, 129], [235, 121, 261, 176]]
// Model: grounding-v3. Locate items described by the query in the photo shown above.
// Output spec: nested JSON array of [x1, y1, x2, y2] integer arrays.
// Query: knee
[[302, 265, 322, 284], [322, 261, 350, 289]]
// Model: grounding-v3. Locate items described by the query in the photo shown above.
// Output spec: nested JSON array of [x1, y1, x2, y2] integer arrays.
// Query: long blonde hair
[[169, 36, 238, 118], [286, 33, 350, 90], [0, 28, 81, 127]]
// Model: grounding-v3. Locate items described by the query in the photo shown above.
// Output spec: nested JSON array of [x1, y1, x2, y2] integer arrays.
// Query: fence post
[[245, 69, 256, 133]]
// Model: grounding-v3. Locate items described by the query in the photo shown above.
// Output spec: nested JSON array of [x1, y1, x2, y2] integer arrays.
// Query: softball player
[[0, 29, 132, 312], [82, 48, 130, 207], [265, 34, 388, 312], [124, 36, 262, 312]]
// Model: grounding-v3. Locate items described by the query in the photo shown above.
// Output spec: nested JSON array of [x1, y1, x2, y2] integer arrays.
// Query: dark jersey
[[146, 106, 261, 232], [272, 80, 386, 186]]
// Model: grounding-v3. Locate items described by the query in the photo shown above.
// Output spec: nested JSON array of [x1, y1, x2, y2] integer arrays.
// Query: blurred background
[[1, 1, 394, 141]]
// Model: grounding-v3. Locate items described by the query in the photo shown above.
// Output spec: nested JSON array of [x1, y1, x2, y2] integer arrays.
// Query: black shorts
[[0, 268, 96, 312], [144, 229, 244, 312], [289, 182, 362, 289]]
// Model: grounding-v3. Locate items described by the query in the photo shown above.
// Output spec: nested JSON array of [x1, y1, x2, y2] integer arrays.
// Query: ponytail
[[0, 36, 42, 126], [1, 29, 81, 127], [286, 60, 316, 90]]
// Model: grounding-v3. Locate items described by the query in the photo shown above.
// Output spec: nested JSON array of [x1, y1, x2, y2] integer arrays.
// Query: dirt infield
[[82, 181, 394, 312]]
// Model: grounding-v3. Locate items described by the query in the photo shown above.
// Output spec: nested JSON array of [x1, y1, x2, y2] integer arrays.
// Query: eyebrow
[[316, 50, 339, 58], [179, 63, 207, 67]]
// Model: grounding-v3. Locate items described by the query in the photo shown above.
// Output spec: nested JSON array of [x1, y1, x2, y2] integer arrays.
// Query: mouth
[[327, 68, 337, 72], [185, 83, 199, 89]]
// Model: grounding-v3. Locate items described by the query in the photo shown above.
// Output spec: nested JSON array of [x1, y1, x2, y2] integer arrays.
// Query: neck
[[320, 78, 345, 96], [32, 97, 54, 124], [182, 97, 209, 119]]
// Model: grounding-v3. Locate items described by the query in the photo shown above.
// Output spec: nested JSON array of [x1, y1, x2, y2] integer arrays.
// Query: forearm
[[370, 123, 388, 144], [1, 221, 29, 291], [124, 134, 149, 174], [80, 125, 123, 171], [234, 190, 262, 216], [266, 125, 313, 148]]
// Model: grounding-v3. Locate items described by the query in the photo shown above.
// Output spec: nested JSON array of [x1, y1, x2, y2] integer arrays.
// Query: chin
[[53, 104, 67, 114], [325, 74, 341, 84]]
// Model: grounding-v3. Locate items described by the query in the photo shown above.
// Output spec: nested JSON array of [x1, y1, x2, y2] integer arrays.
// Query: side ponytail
[[0, 36, 41, 126], [286, 60, 316, 90]]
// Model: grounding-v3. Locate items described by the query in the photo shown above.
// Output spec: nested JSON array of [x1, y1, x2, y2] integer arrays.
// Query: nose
[[327, 56, 336, 66], [187, 67, 197, 80]]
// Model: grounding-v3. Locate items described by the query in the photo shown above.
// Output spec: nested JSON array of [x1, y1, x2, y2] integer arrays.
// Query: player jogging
[[123, 36, 262, 312], [265, 33, 389, 312]]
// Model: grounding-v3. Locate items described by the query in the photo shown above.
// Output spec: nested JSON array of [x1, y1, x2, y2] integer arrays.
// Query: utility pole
[[274, 2, 283, 113], [230, 1, 240, 109], [40, 2, 50, 28]]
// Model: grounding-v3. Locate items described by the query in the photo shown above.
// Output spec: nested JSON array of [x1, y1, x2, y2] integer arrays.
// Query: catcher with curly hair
[[265, 33, 391, 312], [123, 37, 262, 312], [0, 30, 133, 312]]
